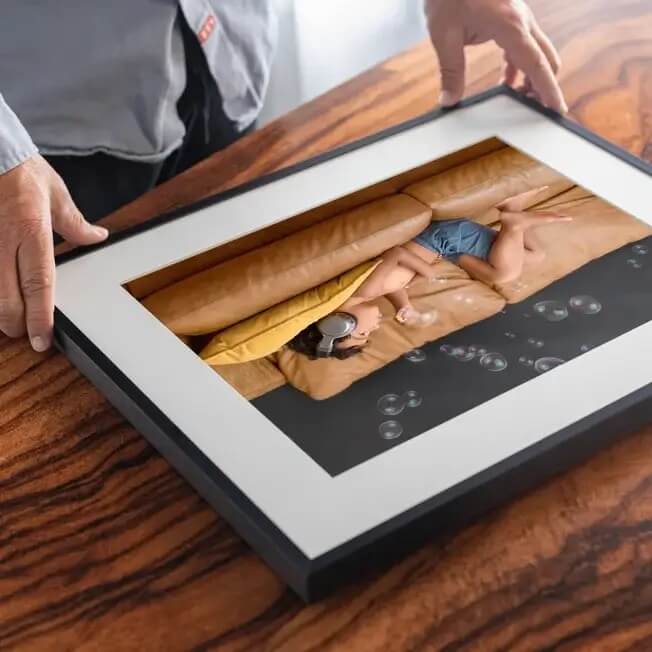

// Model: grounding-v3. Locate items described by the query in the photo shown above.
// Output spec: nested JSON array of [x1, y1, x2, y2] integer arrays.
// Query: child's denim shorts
[[413, 218, 497, 262]]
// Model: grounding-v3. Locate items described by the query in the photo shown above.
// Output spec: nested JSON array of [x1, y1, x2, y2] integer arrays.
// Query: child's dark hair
[[287, 323, 365, 360]]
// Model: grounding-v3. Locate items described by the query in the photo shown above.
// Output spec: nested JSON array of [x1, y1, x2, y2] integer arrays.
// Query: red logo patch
[[198, 14, 216, 44]]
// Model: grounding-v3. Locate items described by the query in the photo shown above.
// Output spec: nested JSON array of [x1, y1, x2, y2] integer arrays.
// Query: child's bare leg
[[487, 219, 527, 281], [457, 211, 570, 285], [518, 210, 570, 264], [456, 221, 526, 285], [456, 254, 501, 285], [523, 227, 547, 265], [484, 210, 569, 281]]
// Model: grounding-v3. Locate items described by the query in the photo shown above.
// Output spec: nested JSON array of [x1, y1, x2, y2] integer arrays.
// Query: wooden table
[[3, 1, 652, 649]]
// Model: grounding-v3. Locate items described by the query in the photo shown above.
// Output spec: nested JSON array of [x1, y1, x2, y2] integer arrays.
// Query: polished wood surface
[[6, 1, 652, 649]]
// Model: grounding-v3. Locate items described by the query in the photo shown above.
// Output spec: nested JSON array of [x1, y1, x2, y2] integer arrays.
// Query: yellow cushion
[[199, 260, 381, 365]]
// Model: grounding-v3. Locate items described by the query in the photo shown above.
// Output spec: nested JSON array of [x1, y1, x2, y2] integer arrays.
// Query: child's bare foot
[[501, 210, 572, 230]]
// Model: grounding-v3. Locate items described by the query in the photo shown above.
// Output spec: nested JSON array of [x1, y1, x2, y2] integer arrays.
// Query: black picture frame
[[53, 85, 652, 601]]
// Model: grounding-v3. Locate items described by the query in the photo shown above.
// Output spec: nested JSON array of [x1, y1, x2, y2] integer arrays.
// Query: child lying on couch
[[288, 187, 571, 360]]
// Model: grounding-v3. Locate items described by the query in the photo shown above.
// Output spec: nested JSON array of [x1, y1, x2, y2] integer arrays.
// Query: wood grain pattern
[[7, 1, 652, 649]]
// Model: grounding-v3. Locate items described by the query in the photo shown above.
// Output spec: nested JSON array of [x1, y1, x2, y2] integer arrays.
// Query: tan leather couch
[[138, 144, 652, 400]]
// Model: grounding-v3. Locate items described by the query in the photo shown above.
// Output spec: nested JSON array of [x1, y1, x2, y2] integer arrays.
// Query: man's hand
[[0, 155, 108, 351], [425, 0, 567, 113]]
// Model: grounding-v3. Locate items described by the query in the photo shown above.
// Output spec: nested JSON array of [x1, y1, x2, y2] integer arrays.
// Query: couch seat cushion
[[210, 358, 286, 401]]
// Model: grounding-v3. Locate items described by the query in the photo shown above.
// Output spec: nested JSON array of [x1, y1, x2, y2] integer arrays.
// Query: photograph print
[[128, 137, 652, 476]]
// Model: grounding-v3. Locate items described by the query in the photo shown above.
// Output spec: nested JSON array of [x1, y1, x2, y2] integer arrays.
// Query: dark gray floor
[[253, 235, 652, 476]]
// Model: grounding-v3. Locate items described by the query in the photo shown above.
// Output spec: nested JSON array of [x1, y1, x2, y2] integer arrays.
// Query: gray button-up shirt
[[0, 1, 277, 174]]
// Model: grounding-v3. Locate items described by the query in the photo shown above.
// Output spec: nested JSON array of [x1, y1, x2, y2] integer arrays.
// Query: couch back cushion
[[142, 194, 432, 335], [403, 147, 574, 225], [199, 260, 380, 365]]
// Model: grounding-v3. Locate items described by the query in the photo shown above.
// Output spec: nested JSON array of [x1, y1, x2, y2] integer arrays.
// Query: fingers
[[17, 226, 55, 352], [495, 24, 567, 113], [0, 245, 26, 339], [50, 180, 108, 245], [501, 57, 519, 86], [429, 22, 467, 106], [531, 21, 561, 75]]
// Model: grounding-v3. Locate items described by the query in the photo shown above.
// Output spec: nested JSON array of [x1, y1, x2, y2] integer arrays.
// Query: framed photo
[[54, 86, 652, 601]]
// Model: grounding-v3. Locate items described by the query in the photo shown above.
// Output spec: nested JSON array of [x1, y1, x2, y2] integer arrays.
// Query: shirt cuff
[[0, 94, 38, 174]]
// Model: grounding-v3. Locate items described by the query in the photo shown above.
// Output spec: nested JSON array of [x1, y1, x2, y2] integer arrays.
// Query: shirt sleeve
[[0, 93, 38, 174]]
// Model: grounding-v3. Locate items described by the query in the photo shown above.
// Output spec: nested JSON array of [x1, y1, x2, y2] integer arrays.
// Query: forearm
[[395, 246, 436, 278], [0, 93, 38, 174]]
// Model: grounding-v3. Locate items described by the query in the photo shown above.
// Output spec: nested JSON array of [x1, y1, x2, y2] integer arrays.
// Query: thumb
[[429, 23, 466, 106], [50, 186, 109, 245]]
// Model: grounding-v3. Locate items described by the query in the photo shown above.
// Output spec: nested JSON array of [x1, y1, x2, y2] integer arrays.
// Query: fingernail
[[439, 90, 457, 106], [93, 225, 109, 237], [31, 335, 50, 352]]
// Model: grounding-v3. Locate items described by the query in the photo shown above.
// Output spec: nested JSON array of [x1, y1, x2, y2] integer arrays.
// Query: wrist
[[0, 94, 38, 175]]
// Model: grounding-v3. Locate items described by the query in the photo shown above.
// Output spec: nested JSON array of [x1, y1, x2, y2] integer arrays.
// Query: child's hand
[[497, 186, 550, 213], [395, 306, 414, 324], [418, 263, 440, 282]]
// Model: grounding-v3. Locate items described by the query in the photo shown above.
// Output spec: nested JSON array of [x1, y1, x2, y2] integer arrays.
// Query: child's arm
[[386, 246, 437, 280], [386, 289, 417, 324], [386, 289, 411, 313]]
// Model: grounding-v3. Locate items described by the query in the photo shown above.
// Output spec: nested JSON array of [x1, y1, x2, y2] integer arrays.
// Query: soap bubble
[[451, 346, 476, 362], [504, 331, 517, 339], [626, 258, 643, 270], [403, 390, 422, 408], [579, 344, 591, 353], [440, 344, 454, 355], [379, 420, 403, 440], [533, 300, 569, 322], [632, 244, 648, 255], [468, 345, 487, 357], [534, 357, 565, 374], [523, 313, 532, 319], [527, 338, 545, 348], [404, 349, 426, 363], [569, 295, 602, 315], [479, 352, 508, 372], [377, 394, 405, 416], [404, 309, 439, 327], [518, 356, 534, 367]]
